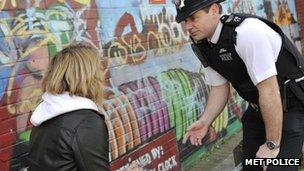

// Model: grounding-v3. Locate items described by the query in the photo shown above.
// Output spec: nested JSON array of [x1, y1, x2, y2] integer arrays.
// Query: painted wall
[[0, 0, 301, 170], [295, 0, 304, 53]]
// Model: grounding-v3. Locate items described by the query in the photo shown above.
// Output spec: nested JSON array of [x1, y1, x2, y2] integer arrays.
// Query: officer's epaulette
[[220, 14, 245, 26]]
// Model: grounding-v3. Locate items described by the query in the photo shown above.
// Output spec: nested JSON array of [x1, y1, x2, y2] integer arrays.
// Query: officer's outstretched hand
[[182, 119, 209, 146]]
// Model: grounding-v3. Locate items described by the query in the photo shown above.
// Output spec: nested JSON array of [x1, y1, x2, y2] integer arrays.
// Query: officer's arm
[[256, 75, 282, 145], [199, 82, 230, 126]]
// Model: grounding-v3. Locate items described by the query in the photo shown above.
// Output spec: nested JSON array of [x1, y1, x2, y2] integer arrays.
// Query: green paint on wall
[[19, 130, 31, 141]]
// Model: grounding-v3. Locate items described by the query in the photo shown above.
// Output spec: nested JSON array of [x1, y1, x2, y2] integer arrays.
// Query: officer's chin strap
[[190, 36, 209, 67], [190, 36, 196, 44]]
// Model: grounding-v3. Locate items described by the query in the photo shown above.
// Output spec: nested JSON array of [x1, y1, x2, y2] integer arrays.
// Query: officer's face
[[184, 5, 220, 41]]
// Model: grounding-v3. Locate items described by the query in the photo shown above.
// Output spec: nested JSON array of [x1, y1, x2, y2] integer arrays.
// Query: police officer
[[176, 0, 304, 170]]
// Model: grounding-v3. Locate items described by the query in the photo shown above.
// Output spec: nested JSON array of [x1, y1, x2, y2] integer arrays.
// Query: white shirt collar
[[210, 20, 223, 44]]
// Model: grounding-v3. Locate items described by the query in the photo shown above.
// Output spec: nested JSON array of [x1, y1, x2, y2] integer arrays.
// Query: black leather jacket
[[28, 109, 110, 171]]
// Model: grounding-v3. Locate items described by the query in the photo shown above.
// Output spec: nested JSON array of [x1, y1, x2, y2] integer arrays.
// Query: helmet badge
[[173, 0, 185, 9]]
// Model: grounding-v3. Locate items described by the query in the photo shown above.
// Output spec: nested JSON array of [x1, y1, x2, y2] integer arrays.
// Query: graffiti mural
[[0, 0, 301, 171], [224, 0, 302, 51], [98, 0, 246, 168], [97, 0, 189, 67]]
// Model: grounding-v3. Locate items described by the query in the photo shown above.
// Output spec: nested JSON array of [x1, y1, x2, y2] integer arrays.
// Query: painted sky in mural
[[97, 0, 177, 44], [222, 0, 301, 50], [223, 0, 298, 19]]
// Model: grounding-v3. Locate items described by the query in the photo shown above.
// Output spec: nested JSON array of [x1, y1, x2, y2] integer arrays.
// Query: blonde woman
[[28, 44, 109, 171]]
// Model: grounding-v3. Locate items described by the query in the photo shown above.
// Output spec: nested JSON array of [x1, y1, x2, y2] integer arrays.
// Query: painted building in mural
[[0, 0, 301, 170]]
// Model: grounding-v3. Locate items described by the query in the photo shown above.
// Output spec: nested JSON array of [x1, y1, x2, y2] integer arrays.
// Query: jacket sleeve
[[72, 113, 110, 171]]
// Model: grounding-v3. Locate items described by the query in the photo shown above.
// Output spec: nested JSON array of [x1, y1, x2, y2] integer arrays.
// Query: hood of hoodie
[[30, 92, 100, 126]]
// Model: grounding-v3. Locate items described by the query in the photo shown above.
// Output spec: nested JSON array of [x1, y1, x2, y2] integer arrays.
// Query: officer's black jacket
[[195, 13, 304, 111], [28, 109, 110, 171]]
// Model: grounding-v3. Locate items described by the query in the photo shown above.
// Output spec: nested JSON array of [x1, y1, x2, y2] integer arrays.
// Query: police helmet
[[174, 0, 226, 23]]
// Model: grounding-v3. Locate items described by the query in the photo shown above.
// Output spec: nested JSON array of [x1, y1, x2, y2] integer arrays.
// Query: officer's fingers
[[182, 132, 190, 144], [190, 136, 196, 145], [196, 138, 201, 146], [198, 137, 202, 146], [192, 136, 199, 146], [193, 136, 198, 146], [195, 138, 199, 146], [195, 138, 200, 146]]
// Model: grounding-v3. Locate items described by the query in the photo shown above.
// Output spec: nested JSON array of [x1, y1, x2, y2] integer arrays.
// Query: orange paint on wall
[[149, 0, 165, 4]]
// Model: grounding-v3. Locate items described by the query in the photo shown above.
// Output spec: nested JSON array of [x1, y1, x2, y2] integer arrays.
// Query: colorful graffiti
[[224, 0, 302, 50], [104, 76, 171, 161], [0, 0, 302, 171], [0, 0, 92, 11], [104, 9, 189, 66], [158, 70, 207, 141]]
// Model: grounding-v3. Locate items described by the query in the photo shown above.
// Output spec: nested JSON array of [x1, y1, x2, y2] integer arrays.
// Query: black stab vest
[[196, 13, 304, 105]]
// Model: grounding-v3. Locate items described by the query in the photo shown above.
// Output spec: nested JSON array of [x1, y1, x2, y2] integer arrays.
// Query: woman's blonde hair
[[42, 44, 103, 106]]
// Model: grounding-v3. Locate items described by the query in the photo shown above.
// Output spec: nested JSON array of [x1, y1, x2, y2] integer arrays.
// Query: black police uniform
[[195, 13, 304, 171]]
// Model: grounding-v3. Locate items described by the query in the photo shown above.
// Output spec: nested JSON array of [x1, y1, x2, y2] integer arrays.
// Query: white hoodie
[[30, 92, 100, 126]]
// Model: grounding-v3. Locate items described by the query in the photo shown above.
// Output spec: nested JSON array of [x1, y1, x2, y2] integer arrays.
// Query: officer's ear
[[208, 3, 221, 15]]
